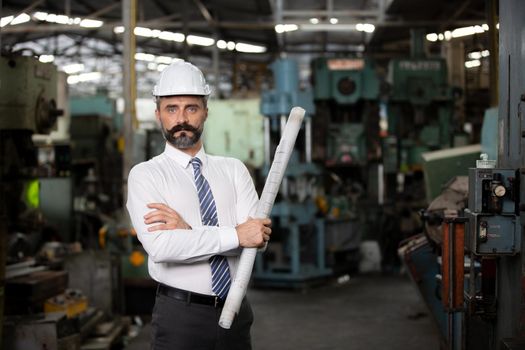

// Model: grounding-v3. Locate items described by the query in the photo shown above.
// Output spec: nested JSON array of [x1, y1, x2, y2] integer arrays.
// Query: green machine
[[386, 29, 456, 178], [311, 57, 383, 271], [312, 57, 381, 167]]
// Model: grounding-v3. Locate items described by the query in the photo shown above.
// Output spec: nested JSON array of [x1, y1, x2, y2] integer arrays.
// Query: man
[[126, 59, 271, 350]]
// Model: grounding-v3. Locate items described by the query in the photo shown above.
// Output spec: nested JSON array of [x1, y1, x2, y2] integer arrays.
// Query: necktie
[[190, 157, 231, 299]]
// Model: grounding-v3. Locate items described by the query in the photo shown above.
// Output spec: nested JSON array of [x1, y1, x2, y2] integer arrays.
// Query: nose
[[174, 109, 189, 124]]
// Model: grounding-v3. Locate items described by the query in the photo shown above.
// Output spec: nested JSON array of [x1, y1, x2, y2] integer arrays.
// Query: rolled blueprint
[[219, 106, 305, 329]]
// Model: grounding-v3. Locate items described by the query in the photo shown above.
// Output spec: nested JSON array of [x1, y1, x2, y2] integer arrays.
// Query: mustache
[[168, 123, 200, 134]]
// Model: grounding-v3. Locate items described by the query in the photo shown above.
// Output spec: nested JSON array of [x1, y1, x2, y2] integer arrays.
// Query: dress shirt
[[126, 143, 258, 295]]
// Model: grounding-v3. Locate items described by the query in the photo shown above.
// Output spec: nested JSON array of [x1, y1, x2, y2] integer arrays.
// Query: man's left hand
[[144, 203, 191, 232]]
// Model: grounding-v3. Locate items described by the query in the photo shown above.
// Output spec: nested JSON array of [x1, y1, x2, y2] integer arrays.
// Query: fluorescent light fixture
[[158, 31, 185, 42], [147, 62, 157, 70], [10, 13, 31, 25], [186, 35, 214, 46], [157, 64, 168, 72], [465, 59, 481, 68], [467, 50, 490, 60], [235, 42, 266, 53], [329, 18, 338, 24], [309, 18, 319, 24], [156, 56, 175, 64], [227, 41, 236, 51], [80, 19, 103, 28], [62, 63, 85, 74], [275, 23, 298, 33], [426, 33, 438, 42], [67, 72, 101, 84], [134, 26, 153, 37], [55, 14, 70, 24], [39, 55, 55, 63], [114, 26, 124, 33], [300, 24, 358, 31], [33, 12, 47, 21], [427, 23, 498, 42], [0, 15, 14, 27], [356, 23, 375, 33], [217, 40, 228, 49], [135, 53, 155, 61]]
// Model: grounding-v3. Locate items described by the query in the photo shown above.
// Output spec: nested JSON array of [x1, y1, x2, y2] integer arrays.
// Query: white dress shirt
[[126, 143, 258, 295]]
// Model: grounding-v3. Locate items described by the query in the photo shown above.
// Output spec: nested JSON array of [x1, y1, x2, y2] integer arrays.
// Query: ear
[[155, 109, 161, 123]]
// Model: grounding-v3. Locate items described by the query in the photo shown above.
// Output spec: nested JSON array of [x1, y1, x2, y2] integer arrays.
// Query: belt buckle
[[214, 296, 220, 308]]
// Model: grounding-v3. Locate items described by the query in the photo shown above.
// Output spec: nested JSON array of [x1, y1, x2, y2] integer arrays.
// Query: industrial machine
[[386, 29, 457, 200], [311, 56, 383, 271], [400, 3, 525, 348], [255, 58, 332, 287]]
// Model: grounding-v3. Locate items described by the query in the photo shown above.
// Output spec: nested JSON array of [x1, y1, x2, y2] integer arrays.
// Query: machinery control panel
[[465, 168, 520, 255]]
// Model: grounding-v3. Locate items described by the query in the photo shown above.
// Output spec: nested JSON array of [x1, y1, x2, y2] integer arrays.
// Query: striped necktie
[[190, 157, 231, 299]]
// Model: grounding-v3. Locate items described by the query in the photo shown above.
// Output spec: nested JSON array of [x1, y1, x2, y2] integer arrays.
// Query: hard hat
[[152, 59, 211, 96]]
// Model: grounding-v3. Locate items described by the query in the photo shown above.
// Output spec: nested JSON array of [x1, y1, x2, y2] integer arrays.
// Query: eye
[[167, 106, 177, 113], [187, 106, 198, 113]]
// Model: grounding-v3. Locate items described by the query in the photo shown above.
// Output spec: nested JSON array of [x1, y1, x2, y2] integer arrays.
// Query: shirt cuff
[[219, 227, 239, 252]]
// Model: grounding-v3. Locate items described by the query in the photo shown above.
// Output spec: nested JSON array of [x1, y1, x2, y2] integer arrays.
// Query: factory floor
[[126, 274, 440, 350]]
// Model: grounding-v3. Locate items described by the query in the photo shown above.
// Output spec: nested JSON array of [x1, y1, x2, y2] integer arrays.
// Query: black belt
[[157, 284, 225, 308]]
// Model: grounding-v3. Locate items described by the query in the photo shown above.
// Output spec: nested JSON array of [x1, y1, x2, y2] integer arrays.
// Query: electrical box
[[464, 168, 520, 255]]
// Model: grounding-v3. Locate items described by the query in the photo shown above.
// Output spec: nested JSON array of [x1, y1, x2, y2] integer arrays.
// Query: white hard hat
[[152, 59, 211, 96]]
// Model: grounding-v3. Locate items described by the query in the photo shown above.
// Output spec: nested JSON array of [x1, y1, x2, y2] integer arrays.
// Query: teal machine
[[311, 57, 382, 271], [254, 58, 332, 287], [386, 29, 456, 198]]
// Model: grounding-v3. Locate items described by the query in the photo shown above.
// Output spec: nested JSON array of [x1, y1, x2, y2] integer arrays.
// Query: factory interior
[[1, 0, 525, 349]]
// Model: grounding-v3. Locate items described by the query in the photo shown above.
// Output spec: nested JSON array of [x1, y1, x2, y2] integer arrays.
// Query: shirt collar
[[163, 142, 208, 169]]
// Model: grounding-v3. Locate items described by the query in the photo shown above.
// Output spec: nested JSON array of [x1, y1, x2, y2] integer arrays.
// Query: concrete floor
[[127, 274, 440, 350]]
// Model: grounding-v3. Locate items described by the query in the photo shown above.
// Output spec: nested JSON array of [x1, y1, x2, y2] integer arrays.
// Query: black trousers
[[151, 288, 253, 350]]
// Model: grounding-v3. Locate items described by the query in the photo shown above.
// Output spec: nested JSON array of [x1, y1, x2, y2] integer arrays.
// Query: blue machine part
[[481, 107, 498, 162], [399, 235, 447, 339], [260, 58, 315, 116]]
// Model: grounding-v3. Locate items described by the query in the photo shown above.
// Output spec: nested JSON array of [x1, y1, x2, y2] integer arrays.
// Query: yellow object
[[98, 226, 108, 249], [26, 179, 39, 208], [117, 136, 125, 153], [44, 292, 88, 318], [129, 250, 145, 267]]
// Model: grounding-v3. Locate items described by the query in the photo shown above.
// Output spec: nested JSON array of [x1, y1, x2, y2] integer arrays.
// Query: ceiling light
[[438, 33, 444, 40], [33, 12, 47, 21], [444, 30, 452, 40], [227, 41, 236, 51], [356, 23, 375, 33], [465, 59, 481, 68], [235, 42, 266, 53], [55, 15, 70, 24], [186, 35, 214, 46], [468, 50, 490, 60], [114, 26, 124, 34], [330, 18, 338, 24], [217, 40, 228, 49], [134, 26, 153, 37], [482, 24, 489, 31], [80, 19, 103, 28], [274, 23, 298, 33], [10, 13, 31, 25], [157, 64, 168, 72], [0, 15, 14, 27], [67, 72, 101, 84], [426, 33, 438, 42], [39, 55, 55, 63], [309, 18, 319, 24], [62, 63, 85, 74], [147, 62, 157, 70], [135, 53, 155, 61], [156, 56, 175, 64], [158, 31, 185, 42]]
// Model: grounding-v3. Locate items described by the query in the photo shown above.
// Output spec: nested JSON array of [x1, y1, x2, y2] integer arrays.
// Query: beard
[[161, 122, 203, 149]]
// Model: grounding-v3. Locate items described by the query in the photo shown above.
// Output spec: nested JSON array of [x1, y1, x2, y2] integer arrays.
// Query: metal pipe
[[264, 117, 271, 165], [486, 0, 499, 107], [305, 116, 312, 162], [122, 0, 137, 202]]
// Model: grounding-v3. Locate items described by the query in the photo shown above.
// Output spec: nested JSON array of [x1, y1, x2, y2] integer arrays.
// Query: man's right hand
[[235, 217, 272, 248]]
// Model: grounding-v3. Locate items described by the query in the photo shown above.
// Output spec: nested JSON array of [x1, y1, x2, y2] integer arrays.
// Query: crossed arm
[[143, 203, 272, 248]]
